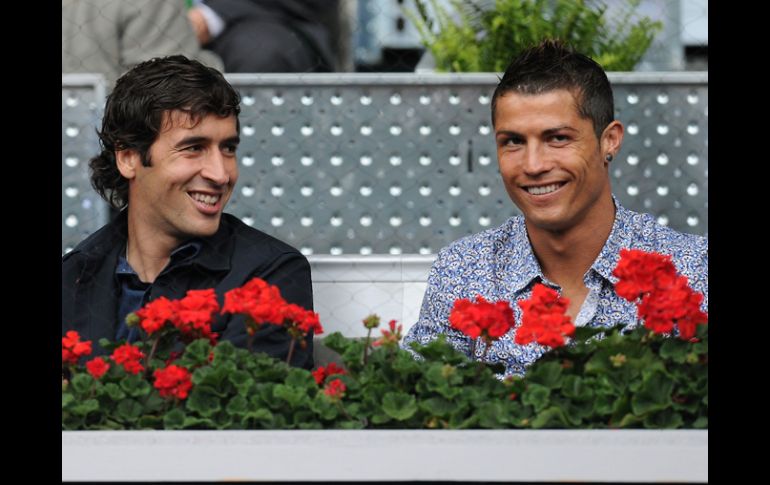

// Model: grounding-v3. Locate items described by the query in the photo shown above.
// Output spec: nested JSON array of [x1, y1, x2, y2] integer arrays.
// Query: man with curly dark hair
[[62, 55, 315, 368]]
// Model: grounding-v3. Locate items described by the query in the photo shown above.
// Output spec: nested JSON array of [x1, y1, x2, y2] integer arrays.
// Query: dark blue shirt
[[114, 242, 202, 342]]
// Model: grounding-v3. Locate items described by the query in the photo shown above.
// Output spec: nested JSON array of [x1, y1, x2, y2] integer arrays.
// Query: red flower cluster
[[515, 284, 575, 348], [323, 378, 346, 399], [62, 331, 93, 365], [85, 357, 110, 380], [449, 296, 516, 343], [612, 249, 707, 339], [135, 289, 219, 344], [111, 343, 146, 375], [222, 277, 323, 340], [153, 364, 193, 400], [372, 319, 403, 347], [222, 278, 285, 329], [312, 362, 347, 385], [613, 249, 678, 301]]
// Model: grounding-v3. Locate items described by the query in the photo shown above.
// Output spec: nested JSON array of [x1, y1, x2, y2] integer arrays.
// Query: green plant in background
[[408, 0, 662, 72]]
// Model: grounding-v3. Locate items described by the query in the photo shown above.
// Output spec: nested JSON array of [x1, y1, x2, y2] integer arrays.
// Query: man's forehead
[[160, 109, 235, 132]]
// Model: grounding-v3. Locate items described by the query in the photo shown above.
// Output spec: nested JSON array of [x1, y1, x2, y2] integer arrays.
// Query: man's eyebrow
[[495, 126, 578, 137], [174, 135, 241, 148], [174, 136, 209, 148], [542, 125, 578, 135], [494, 129, 523, 138]]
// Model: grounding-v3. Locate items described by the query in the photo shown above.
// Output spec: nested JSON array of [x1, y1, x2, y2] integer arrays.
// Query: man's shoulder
[[618, 206, 707, 261], [435, 216, 523, 261], [62, 219, 123, 265]]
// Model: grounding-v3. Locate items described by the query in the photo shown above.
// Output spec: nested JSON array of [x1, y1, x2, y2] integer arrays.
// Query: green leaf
[[70, 373, 93, 394], [560, 375, 594, 401], [310, 394, 340, 421], [659, 339, 688, 363], [631, 371, 674, 415], [522, 383, 551, 413], [643, 409, 684, 429], [273, 384, 310, 409], [370, 412, 392, 425], [227, 370, 254, 394], [163, 408, 185, 429], [381, 392, 418, 421], [225, 395, 249, 415], [477, 401, 508, 428], [186, 388, 222, 418], [116, 399, 143, 421], [178, 339, 212, 367], [213, 340, 236, 360], [120, 374, 152, 397], [322, 332, 358, 358], [419, 397, 455, 417], [526, 361, 563, 389], [143, 393, 166, 414], [62, 393, 74, 409], [338, 419, 366, 429], [530, 406, 571, 429], [411, 335, 469, 364], [102, 383, 126, 401], [616, 412, 644, 428], [137, 415, 163, 429], [284, 368, 316, 390], [182, 416, 217, 429], [243, 408, 275, 428], [692, 416, 708, 429], [70, 398, 99, 417]]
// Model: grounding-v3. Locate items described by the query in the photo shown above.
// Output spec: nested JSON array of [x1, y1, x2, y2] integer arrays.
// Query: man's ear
[[116, 149, 141, 179], [600, 121, 624, 164]]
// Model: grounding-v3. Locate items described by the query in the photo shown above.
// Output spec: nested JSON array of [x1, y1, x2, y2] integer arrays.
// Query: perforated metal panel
[[226, 72, 707, 255], [62, 74, 108, 254], [61, 72, 707, 255]]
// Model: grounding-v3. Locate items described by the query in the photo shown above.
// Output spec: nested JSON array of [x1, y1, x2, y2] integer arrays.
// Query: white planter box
[[62, 429, 707, 482]]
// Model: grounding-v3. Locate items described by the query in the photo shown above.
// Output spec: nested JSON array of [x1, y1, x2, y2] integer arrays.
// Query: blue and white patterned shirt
[[402, 197, 708, 377]]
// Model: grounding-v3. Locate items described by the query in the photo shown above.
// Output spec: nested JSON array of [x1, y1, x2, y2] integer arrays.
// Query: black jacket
[[62, 212, 315, 368]]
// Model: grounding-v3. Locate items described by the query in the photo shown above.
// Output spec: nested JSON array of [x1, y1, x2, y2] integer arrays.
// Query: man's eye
[[501, 137, 523, 146], [550, 134, 569, 143], [185, 145, 203, 152], [223, 145, 238, 154]]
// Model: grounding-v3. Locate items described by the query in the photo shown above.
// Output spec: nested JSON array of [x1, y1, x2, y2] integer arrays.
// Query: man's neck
[[125, 216, 182, 284], [527, 197, 616, 289]]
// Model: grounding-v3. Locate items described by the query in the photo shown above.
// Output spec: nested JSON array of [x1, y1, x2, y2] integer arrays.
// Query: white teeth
[[526, 183, 562, 195], [190, 193, 220, 205]]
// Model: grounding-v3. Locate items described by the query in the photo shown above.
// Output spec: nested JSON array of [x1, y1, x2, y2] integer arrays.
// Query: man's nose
[[522, 144, 552, 175], [201, 151, 231, 185]]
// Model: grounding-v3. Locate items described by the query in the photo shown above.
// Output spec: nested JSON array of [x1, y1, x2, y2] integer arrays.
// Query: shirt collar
[[501, 195, 634, 293], [590, 196, 636, 284], [502, 217, 544, 295], [115, 240, 203, 277]]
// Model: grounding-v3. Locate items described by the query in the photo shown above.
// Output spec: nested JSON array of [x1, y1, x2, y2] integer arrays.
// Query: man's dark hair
[[491, 39, 614, 139], [90, 55, 241, 209]]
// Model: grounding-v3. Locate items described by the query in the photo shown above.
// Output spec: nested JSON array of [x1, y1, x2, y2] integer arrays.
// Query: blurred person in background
[[63, 0, 223, 86], [187, 0, 338, 72]]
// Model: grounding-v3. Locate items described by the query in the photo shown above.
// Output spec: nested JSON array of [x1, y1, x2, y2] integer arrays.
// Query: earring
[[605, 154, 613, 162]]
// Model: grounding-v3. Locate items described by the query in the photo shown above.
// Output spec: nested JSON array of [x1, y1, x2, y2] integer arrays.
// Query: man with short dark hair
[[403, 40, 708, 377], [62, 55, 315, 368]]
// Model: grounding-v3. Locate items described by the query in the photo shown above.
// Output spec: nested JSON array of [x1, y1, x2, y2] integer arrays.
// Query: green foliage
[[62, 323, 707, 430], [407, 0, 662, 71]]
